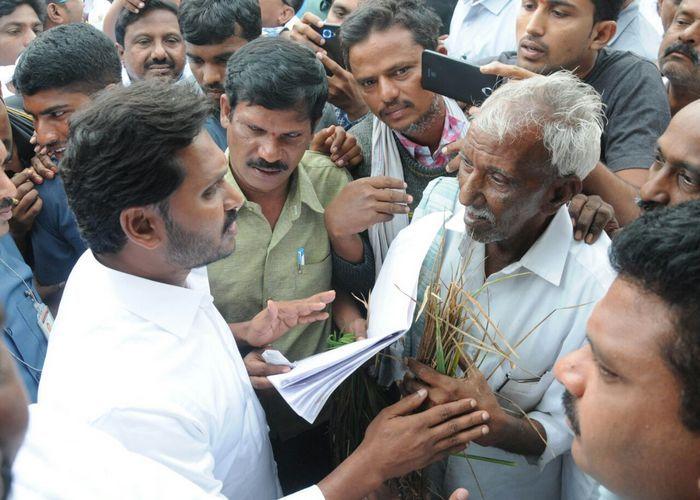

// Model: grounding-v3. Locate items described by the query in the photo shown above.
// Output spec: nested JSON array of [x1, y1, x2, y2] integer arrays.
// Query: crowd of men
[[0, 0, 698, 497]]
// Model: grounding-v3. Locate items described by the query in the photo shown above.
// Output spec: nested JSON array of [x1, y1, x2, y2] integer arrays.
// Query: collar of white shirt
[[85, 251, 213, 339], [444, 204, 572, 286]]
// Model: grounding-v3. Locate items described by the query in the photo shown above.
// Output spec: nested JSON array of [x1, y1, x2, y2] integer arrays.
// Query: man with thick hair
[[178, 0, 261, 150], [0, 0, 44, 66], [555, 200, 700, 499], [115, 0, 186, 83], [12, 23, 121, 286], [476, 0, 670, 228], [209, 36, 366, 493], [658, 0, 700, 115], [324, 0, 468, 286], [391, 72, 614, 498], [38, 80, 484, 499], [42, 0, 83, 30]]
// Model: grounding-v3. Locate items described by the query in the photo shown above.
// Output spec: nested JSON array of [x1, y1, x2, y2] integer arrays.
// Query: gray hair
[[472, 71, 604, 180]]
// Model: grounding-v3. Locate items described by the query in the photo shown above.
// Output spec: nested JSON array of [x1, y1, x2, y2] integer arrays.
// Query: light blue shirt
[[608, 0, 662, 61], [446, 0, 519, 63]]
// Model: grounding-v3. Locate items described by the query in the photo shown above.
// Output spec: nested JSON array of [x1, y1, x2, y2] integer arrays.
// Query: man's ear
[[116, 43, 125, 62], [543, 176, 582, 214], [46, 3, 64, 24], [590, 20, 617, 50], [220, 93, 232, 128], [119, 206, 164, 251], [279, 5, 295, 25]]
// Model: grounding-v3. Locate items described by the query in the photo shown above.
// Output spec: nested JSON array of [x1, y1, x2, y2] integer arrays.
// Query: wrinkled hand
[[316, 52, 369, 121], [243, 349, 291, 390], [479, 61, 537, 81], [325, 176, 412, 238], [9, 169, 42, 237], [442, 139, 464, 173], [289, 12, 326, 53], [243, 290, 336, 347], [30, 154, 57, 180], [310, 125, 363, 168], [568, 194, 619, 244], [404, 359, 504, 448], [120, 0, 146, 14], [341, 317, 367, 340], [354, 390, 489, 483]]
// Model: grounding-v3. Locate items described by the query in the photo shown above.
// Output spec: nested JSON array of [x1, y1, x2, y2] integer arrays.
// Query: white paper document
[[267, 211, 449, 423]]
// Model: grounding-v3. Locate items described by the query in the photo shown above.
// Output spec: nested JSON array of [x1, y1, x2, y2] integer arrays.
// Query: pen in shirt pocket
[[297, 247, 305, 274]]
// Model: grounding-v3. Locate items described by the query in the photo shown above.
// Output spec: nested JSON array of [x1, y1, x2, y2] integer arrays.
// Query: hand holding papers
[[267, 211, 449, 423]]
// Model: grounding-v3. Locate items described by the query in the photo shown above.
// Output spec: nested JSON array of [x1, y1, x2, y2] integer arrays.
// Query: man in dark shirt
[[478, 0, 670, 226]]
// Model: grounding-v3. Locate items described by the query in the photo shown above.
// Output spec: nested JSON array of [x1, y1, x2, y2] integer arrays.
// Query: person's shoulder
[[595, 48, 662, 80], [299, 151, 351, 200], [348, 114, 374, 144], [568, 233, 616, 291], [414, 176, 461, 220]]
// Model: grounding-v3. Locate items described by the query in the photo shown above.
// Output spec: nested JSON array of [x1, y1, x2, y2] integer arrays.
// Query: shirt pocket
[[497, 369, 555, 415], [295, 252, 332, 295]]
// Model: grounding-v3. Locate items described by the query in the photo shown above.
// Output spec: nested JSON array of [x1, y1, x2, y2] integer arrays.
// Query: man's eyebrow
[[547, 0, 577, 8], [39, 105, 69, 116], [586, 333, 616, 368]]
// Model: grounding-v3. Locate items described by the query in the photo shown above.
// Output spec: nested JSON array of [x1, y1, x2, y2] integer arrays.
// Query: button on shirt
[[38, 251, 290, 499], [446, 0, 519, 63], [381, 177, 615, 499], [0, 234, 47, 402], [608, 0, 661, 61]]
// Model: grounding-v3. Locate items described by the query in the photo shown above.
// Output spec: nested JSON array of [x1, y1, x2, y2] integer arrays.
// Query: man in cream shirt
[[35, 80, 486, 499]]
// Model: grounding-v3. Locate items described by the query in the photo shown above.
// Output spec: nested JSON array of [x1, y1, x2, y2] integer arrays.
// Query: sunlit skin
[[515, 0, 616, 78], [0, 100, 18, 235], [23, 89, 92, 161], [554, 279, 700, 499], [639, 101, 700, 207], [325, 0, 359, 24], [221, 97, 312, 227], [186, 35, 248, 111], [347, 26, 444, 149], [118, 8, 185, 82], [0, 4, 42, 66]]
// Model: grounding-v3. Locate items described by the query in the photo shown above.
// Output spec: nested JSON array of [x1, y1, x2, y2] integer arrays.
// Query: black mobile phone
[[311, 23, 344, 73], [421, 50, 500, 105]]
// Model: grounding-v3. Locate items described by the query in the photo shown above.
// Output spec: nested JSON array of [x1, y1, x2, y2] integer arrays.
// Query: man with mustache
[[392, 72, 615, 498], [207, 37, 369, 493], [115, 0, 187, 84], [658, 0, 700, 115], [37, 79, 483, 500], [554, 201, 700, 500]]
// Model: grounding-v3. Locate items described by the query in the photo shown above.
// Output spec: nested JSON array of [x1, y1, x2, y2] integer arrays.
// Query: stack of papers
[[267, 211, 448, 423]]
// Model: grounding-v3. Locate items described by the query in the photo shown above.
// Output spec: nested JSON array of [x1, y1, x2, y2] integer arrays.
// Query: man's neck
[[230, 166, 290, 229], [571, 50, 600, 81], [398, 97, 447, 154], [667, 82, 700, 116], [484, 213, 554, 277]]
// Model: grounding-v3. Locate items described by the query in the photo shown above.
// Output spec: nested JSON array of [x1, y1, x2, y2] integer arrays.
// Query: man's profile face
[[119, 8, 185, 82], [325, 0, 359, 24], [222, 99, 312, 196], [639, 101, 700, 210], [258, 0, 294, 28], [186, 35, 249, 111], [159, 131, 243, 269], [554, 278, 700, 499], [52, 0, 86, 25], [457, 124, 553, 243], [348, 26, 440, 136], [658, 0, 700, 92], [23, 89, 92, 161], [0, 4, 43, 66], [0, 101, 17, 237], [515, 0, 601, 74]]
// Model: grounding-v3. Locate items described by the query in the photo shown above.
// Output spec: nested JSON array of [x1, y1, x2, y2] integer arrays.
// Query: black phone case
[[421, 50, 500, 105]]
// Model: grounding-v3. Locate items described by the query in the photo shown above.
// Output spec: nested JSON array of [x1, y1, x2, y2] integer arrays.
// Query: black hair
[[282, 0, 303, 13], [224, 37, 327, 126], [115, 0, 179, 46], [610, 200, 700, 432], [13, 23, 121, 96], [179, 0, 260, 45], [61, 81, 212, 255], [590, 0, 624, 22], [0, 0, 45, 21], [340, 0, 441, 69]]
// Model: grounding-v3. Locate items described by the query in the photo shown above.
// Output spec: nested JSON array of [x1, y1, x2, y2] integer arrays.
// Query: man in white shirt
[[36, 80, 487, 500], [386, 72, 615, 498]]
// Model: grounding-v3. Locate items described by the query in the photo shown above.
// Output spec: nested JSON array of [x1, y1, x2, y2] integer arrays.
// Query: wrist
[[319, 446, 383, 500], [229, 321, 250, 344]]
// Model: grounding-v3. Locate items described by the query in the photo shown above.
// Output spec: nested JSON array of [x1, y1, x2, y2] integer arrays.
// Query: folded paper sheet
[[267, 211, 449, 423]]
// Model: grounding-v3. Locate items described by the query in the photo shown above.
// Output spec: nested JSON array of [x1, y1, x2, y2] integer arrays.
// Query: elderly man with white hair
[[380, 71, 615, 499]]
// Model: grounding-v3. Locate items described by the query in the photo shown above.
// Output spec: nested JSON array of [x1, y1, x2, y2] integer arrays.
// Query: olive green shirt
[[209, 150, 351, 362]]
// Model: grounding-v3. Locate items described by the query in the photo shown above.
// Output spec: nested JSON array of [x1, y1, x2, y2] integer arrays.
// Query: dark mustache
[[246, 158, 289, 172], [0, 197, 14, 210], [380, 100, 414, 118], [562, 390, 581, 437], [223, 208, 237, 234], [521, 35, 549, 52], [637, 198, 662, 212], [203, 84, 224, 93], [145, 58, 175, 70], [663, 41, 699, 65]]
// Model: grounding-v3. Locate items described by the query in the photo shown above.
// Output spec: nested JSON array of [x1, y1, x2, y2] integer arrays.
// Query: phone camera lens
[[322, 29, 333, 38]]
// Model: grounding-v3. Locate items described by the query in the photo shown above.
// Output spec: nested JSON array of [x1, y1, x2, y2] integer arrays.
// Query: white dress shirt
[[608, 0, 662, 61], [37, 251, 323, 500], [381, 177, 615, 499], [446, 0, 519, 63]]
